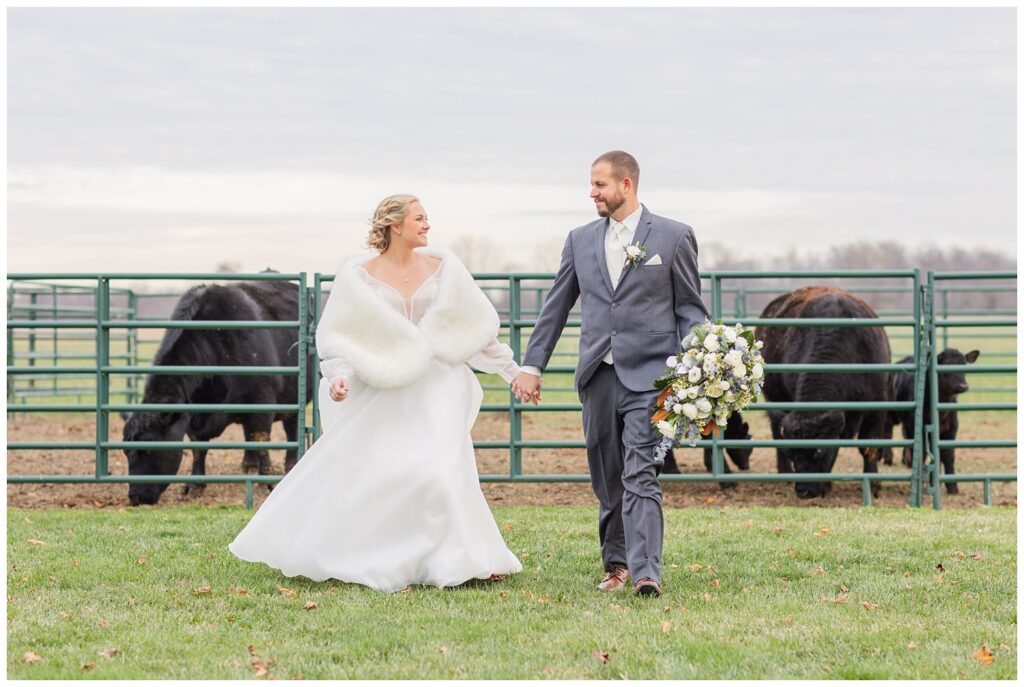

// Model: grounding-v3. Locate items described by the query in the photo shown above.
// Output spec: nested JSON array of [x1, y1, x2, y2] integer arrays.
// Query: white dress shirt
[[521, 204, 642, 377]]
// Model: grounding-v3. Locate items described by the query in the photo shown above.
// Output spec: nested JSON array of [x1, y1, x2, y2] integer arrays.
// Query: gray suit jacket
[[523, 205, 709, 392]]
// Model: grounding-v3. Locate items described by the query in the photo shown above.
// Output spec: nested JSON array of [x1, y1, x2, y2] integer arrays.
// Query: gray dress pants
[[578, 362, 664, 583]]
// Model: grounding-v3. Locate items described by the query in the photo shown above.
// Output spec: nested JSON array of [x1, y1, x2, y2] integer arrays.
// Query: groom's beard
[[595, 193, 625, 217]]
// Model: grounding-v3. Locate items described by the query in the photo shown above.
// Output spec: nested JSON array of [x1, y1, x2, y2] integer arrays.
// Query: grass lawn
[[7, 505, 1017, 679]]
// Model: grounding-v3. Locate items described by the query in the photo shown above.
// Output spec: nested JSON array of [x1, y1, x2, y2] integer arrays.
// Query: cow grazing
[[887, 348, 979, 494], [755, 287, 892, 499], [661, 412, 753, 489], [123, 281, 315, 506]]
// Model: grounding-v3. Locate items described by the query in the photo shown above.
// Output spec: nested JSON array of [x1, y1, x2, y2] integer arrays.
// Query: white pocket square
[[644, 254, 663, 266]]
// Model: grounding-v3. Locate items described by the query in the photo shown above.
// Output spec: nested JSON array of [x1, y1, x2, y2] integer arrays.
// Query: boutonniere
[[624, 242, 648, 269]]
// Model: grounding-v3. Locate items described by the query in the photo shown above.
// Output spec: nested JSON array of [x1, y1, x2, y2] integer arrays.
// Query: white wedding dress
[[228, 264, 523, 592]]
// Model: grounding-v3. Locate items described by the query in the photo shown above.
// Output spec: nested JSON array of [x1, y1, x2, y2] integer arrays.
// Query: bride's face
[[393, 201, 430, 248]]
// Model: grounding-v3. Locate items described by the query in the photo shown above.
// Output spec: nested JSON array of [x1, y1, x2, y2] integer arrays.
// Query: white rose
[[673, 403, 684, 414], [723, 391, 737, 403], [716, 413, 729, 427], [656, 420, 677, 439], [666, 356, 678, 367], [722, 328, 737, 343], [703, 334, 720, 352], [752, 363, 764, 380], [723, 350, 744, 368], [626, 245, 642, 258], [705, 384, 724, 398], [681, 403, 699, 420], [732, 365, 747, 379], [687, 386, 701, 399], [681, 333, 695, 349], [675, 363, 688, 375], [734, 336, 749, 350], [695, 397, 713, 417], [702, 356, 717, 372], [755, 340, 764, 349], [687, 367, 702, 383], [681, 354, 694, 369]]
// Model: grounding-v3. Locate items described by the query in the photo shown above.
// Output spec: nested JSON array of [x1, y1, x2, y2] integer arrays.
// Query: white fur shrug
[[315, 247, 502, 389]]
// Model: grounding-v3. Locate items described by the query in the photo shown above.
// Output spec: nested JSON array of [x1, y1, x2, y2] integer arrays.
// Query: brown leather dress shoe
[[634, 577, 662, 597], [596, 567, 630, 591]]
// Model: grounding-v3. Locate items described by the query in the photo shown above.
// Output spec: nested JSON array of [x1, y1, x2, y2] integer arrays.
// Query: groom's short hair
[[593, 150, 640, 188]]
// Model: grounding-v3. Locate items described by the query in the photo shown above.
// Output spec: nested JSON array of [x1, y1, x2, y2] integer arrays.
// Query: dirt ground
[[6, 410, 1016, 511]]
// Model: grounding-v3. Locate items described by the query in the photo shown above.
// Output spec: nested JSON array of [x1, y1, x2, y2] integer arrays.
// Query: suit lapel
[[593, 219, 614, 294], [615, 205, 653, 290]]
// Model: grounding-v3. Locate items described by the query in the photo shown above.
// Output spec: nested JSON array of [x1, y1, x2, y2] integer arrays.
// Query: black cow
[[123, 281, 315, 506], [756, 287, 892, 499], [886, 349, 979, 494], [662, 412, 753, 489]]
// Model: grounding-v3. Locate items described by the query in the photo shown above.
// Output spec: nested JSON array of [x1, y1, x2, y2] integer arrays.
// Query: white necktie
[[603, 221, 628, 366], [606, 222, 628, 290]]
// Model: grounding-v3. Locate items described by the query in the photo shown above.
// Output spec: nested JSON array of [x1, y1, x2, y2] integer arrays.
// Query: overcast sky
[[7, 7, 1017, 275]]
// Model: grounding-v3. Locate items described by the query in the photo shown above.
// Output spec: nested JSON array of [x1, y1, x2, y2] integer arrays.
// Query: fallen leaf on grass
[[663, 606, 671, 613], [439, 646, 450, 658], [742, 587, 751, 593], [816, 528, 829, 537], [236, 589, 250, 597], [839, 585, 849, 594], [72, 560, 80, 568], [972, 645, 994, 665], [689, 564, 702, 572], [127, 598, 136, 607], [99, 647, 120, 658], [772, 524, 783, 533], [707, 565, 718, 574], [669, 564, 678, 569], [247, 645, 258, 657], [661, 622, 671, 635], [23, 651, 42, 663], [710, 579, 720, 588], [193, 586, 212, 595], [884, 566, 894, 573], [499, 591, 506, 599], [745, 519, 754, 527], [303, 601, 317, 611], [48, 576, 57, 583], [58, 611, 69, 619], [955, 549, 965, 558], [703, 496, 718, 505], [136, 556, 149, 566], [209, 552, 217, 559], [907, 641, 917, 650], [703, 593, 712, 602], [23, 517, 32, 524], [27, 539, 47, 546], [783, 614, 794, 625], [98, 620, 110, 628], [970, 553, 984, 561], [252, 661, 269, 677], [276, 585, 296, 598], [593, 649, 610, 664], [862, 601, 879, 610], [81, 662, 96, 671]]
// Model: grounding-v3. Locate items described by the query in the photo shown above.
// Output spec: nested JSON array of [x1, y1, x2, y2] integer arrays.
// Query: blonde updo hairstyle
[[367, 194, 420, 253]]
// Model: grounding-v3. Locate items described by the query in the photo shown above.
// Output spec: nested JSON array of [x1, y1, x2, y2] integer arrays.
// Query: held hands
[[328, 377, 350, 402], [511, 371, 542, 405]]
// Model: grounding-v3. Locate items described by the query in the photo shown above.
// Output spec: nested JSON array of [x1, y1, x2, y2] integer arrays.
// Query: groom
[[512, 151, 708, 597]]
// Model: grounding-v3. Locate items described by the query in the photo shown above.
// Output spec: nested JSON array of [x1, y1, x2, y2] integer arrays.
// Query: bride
[[229, 194, 523, 592]]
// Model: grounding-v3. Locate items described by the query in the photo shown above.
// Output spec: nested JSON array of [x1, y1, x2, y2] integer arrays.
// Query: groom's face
[[590, 162, 627, 218]]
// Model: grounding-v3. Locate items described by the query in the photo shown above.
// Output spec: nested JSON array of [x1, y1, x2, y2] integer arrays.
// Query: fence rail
[[7, 269, 1016, 509]]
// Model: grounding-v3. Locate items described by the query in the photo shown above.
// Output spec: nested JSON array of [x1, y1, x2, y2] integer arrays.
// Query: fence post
[[311, 274, 324, 443], [908, 270, 927, 507], [296, 273, 308, 460], [508, 275, 522, 480], [95, 277, 111, 478], [927, 272, 943, 510], [6, 283, 15, 406], [709, 274, 724, 479]]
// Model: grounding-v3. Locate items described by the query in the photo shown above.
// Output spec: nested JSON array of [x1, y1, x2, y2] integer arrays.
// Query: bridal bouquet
[[652, 320, 765, 461]]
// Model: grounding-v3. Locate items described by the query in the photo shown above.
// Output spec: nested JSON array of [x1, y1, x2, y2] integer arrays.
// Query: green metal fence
[[7, 270, 1016, 509]]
